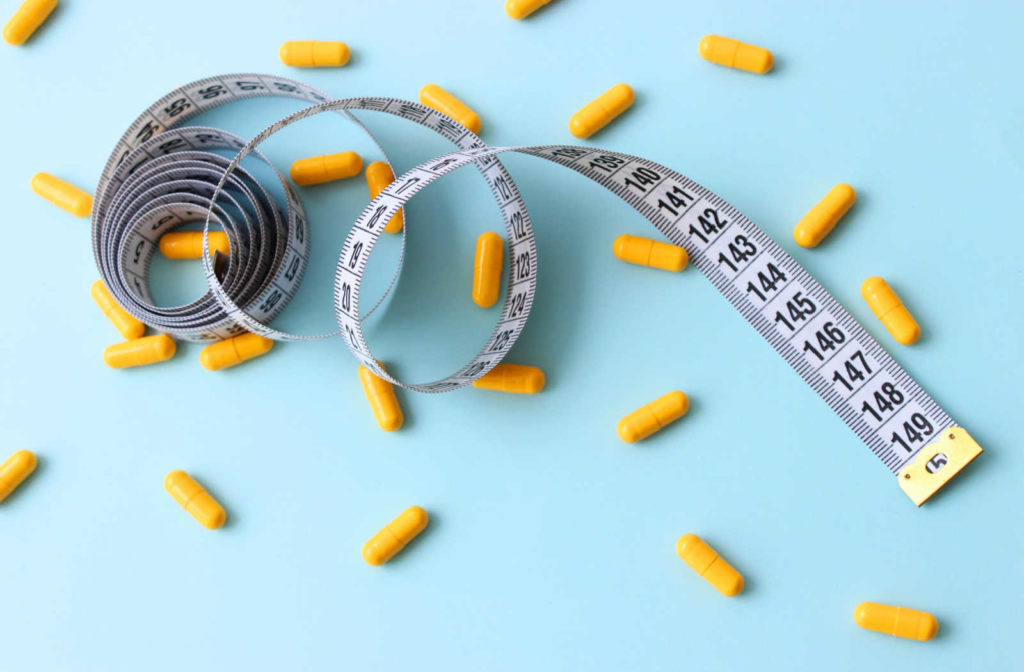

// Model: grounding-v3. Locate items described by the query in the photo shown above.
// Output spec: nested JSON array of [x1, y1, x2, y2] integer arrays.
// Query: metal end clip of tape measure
[[92, 73, 981, 506]]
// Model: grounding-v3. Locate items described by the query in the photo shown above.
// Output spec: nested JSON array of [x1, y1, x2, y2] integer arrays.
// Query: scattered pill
[[290, 151, 363, 186], [0, 450, 37, 503], [365, 161, 404, 233], [419, 84, 482, 134], [164, 470, 226, 529], [2, 0, 56, 45], [31, 172, 92, 217], [472, 232, 504, 308], [362, 505, 429, 565], [613, 234, 688, 271], [698, 35, 773, 74], [358, 362, 404, 431], [676, 534, 744, 597], [472, 364, 545, 394], [861, 277, 920, 345], [91, 279, 145, 340], [159, 231, 230, 259], [505, 0, 553, 19], [103, 334, 176, 369], [199, 333, 274, 371], [854, 602, 938, 641], [569, 84, 635, 139], [793, 184, 856, 248], [278, 40, 350, 67], [617, 390, 689, 443]]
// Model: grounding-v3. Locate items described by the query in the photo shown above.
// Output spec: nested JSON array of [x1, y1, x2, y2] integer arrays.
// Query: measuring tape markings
[[100, 130, 304, 339], [325, 131, 968, 486], [94, 74, 979, 503], [92, 75, 413, 342]]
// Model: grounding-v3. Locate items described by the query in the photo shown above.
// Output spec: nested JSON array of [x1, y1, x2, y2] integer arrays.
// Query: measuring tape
[[93, 74, 981, 505]]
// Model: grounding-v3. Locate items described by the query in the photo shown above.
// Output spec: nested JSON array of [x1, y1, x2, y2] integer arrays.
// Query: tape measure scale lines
[[92, 74, 981, 506]]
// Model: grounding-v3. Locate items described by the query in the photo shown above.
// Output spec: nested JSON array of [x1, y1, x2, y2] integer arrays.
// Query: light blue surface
[[1, 1, 1022, 669]]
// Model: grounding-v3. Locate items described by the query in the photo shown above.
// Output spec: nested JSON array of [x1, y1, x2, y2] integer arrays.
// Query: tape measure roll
[[96, 74, 980, 505], [92, 75, 409, 342]]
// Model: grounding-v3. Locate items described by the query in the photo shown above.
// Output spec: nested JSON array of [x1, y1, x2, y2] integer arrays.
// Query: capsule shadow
[[380, 511, 439, 568], [0, 453, 43, 507], [637, 395, 697, 449], [200, 480, 235, 530], [814, 189, 866, 250], [700, 533, 753, 596], [379, 361, 414, 431], [21, 2, 62, 47]]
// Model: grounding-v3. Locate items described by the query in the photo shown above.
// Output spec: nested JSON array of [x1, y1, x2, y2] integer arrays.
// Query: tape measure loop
[[93, 75, 401, 343]]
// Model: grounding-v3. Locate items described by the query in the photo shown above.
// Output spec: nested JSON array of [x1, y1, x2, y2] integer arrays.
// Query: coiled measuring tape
[[93, 74, 981, 505]]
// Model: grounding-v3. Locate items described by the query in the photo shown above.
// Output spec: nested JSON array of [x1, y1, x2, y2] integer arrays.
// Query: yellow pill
[[472, 364, 545, 394], [472, 232, 504, 308], [2, 0, 57, 45], [365, 161, 404, 234], [676, 534, 744, 597], [362, 505, 429, 566], [613, 234, 688, 272], [31, 172, 92, 217], [861, 277, 921, 345], [199, 333, 274, 371], [419, 84, 482, 135], [699, 35, 773, 74], [358, 362, 404, 431], [0, 450, 37, 503], [793, 184, 856, 248], [104, 334, 176, 369], [278, 40, 350, 67], [290, 151, 363, 186], [505, 0, 553, 19], [569, 83, 635, 139], [90, 279, 145, 340], [159, 231, 230, 259], [854, 602, 938, 641], [164, 470, 226, 529], [617, 390, 689, 443]]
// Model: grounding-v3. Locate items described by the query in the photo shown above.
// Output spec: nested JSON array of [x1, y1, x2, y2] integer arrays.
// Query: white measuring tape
[[92, 74, 981, 505]]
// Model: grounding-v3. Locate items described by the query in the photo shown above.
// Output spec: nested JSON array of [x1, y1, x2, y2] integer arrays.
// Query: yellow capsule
[[699, 35, 773, 74], [569, 84, 634, 139], [31, 172, 92, 217], [0, 450, 37, 503], [613, 234, 688, 272], [362, 505, 429, 566], [419, 84, 482, 135], [617, 390, 689, 443], [164, 470, 226, 529], [365, 161, 404, 234], [199, 333, 274, 371], [472, 232, 504, 308], [2, 0, 57, 45], [90, 279, 145, 340], [358, 362, 404, 431], [861, 277, 921, 345], [104, 334, 176, 369], [793, 184, 856, 248], [472, 364, 545, 394], [854, 602, 938, 641], [676, 534, 745, 597], [505, 0, 553, 19], [290, 151, 363, 187], [158, 231, 230, 259], [278, 40, 350, 67]]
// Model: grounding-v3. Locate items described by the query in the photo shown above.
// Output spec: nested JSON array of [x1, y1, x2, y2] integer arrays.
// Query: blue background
[[1, 1, 1022, 670]]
